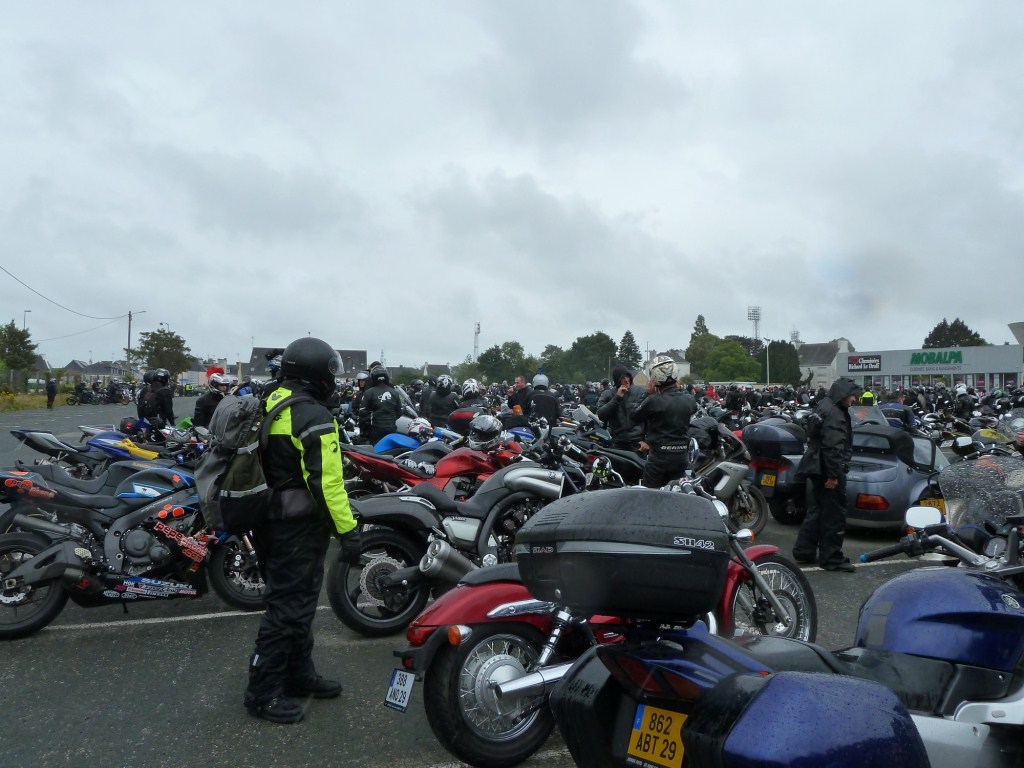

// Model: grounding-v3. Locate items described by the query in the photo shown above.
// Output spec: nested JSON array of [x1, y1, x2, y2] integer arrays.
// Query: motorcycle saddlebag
[[515, 488, 730, 621], [742, 419, 805, 459], [682, 671, 929, 768]]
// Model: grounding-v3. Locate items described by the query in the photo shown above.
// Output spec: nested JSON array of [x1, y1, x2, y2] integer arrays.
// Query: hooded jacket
[[796, 377, 860, 479], [597, 365, 646, 446]]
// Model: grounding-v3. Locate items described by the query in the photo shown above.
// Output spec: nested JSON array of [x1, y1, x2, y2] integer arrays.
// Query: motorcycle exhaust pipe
[[419, 540, 478, 583], [11, 513, 74, 539], [493, 662, 575, 701], [380, 565, 424, 589]]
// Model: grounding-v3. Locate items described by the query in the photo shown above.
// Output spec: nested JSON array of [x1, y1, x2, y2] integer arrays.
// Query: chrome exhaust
[[492, 661, 574, 701], [419, 539, 478, 583]]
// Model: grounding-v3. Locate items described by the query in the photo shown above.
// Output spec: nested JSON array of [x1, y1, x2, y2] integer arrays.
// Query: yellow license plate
[[760, 472, 777, 487], [919, 498, 946, 512], [626, 704, 685, 768]]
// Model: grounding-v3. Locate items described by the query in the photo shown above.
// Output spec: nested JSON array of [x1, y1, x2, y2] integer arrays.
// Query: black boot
[[247, 696, 305, 724]]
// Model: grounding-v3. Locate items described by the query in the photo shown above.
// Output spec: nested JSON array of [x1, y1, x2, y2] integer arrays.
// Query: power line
[[34, 317, 124, 342], [0, 264, 124, 320]]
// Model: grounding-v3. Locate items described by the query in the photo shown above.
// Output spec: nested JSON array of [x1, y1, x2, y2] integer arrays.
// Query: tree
[[127, 328, 193, 376], [690, 314, 710, 344], [538, 345, 567, 383], [452, 355, 484, 384], [759, 340, 802, 386], [725, 334, 764, 358], [563, 332, 617, 382], [0, 321, 37, 390], [616, 331, 643, 371], [476, 341, 528, 384], [922, 318, 988, 348], [703, 340, 762, 383], [685, 333, 722, 379]]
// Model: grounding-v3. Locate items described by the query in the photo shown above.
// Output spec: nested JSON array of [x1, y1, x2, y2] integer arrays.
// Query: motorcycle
[[0, 463, 264, 638], [387, 484, 814, 768], [547, 460, 1024, 768], [342, 439, 523, 501], [326, 433, 591, 637]]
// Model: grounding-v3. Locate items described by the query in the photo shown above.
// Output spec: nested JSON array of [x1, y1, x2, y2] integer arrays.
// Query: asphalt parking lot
[[0, 404, 923, 768]]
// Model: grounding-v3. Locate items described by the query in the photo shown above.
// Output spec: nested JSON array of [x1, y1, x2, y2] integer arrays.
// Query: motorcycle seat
[[592, 446, 645, 466], [458, 562, 521, 586], [410, 483, 491, 520], [734, 635, 849, 675], [16, 461, 109, 495]]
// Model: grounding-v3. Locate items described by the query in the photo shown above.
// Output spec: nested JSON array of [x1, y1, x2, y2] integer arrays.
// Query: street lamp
[[127, 310, 147, 379], [22, 309, 30, 330]]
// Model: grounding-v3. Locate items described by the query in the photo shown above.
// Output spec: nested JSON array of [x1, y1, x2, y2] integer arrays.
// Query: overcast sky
[[4, 2, 1024, 374]]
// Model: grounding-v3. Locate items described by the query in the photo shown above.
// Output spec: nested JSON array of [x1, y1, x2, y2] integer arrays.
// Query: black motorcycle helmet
[[152, 368, 170, 386], [142, 370, 156, 385], [369, 365, 390, 386], [281, 337, 342, 399]]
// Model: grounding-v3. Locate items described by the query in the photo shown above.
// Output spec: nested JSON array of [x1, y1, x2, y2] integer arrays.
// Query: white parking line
[[45, 604, 333, 633]]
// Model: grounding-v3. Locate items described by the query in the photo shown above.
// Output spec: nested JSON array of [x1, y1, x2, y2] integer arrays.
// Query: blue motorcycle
[[517, 469, 1024, 768]]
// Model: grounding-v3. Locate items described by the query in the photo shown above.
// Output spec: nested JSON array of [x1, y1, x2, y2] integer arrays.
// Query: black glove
[[336, 529, 362, 564]]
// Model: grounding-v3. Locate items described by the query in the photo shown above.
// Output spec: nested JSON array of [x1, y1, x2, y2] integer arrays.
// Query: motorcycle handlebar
[[859, 539, 912, 563]]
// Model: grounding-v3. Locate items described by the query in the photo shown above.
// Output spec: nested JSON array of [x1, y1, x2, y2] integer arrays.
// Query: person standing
[[631, 356, 697, 488], [357, 365, 403, 443], [792, 377, 861, 573], [244, 336, 358, 724], [192, 373, 230, 429], [507, 375, 533, 414], [528, 374, 561, 424], [596, 365, 645, 449], [46, 378, 57, 409]]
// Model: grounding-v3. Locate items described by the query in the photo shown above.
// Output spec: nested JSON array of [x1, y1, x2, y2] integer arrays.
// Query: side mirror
[[951, 436, 975, 456], [688, 437, 700, 466], [905, 505, 942, 528]]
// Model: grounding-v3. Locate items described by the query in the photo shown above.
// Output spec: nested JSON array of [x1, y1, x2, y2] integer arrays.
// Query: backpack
[[195, 392, 313, 534], [138, 386, 160, 418]]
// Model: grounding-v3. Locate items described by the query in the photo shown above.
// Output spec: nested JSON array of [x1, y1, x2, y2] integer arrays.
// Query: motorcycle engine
[[119, 511, 203, 574]]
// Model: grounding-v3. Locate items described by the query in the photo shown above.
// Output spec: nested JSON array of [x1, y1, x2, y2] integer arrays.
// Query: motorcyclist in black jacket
[[528, 374, 561, 425], [425, 375, 461, 428], [193, 373, 230, 429], [148, 368, 176, 427], [596, 365, 645, 449], [632, 356, 697, 487], [357, 366, 403, 444]]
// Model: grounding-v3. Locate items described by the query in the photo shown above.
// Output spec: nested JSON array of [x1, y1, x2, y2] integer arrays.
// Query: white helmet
[[462, 378, 480, 397], [209, 373, 230, 393], [648, 355, 677, 386], [955, 384, 967, 397]]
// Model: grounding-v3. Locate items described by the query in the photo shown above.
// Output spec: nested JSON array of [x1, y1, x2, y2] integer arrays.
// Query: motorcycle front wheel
[[725, 483, 769, 535], [424, 624, 555, 768], [726, 554, 817, 642], [0, 534, 69, 639], [66, 395, 79, 406], [326, 528, 429, 637], [207, 537, 265, 611]]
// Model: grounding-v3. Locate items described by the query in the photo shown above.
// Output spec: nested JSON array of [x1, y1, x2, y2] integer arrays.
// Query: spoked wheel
[[0, 534, 69, 639], [207, 536, 265, 611], [326, 529, 429, 637], [725, 483, 769, 535], [727, 554, 817, 642], [424, 625, 555, 768]]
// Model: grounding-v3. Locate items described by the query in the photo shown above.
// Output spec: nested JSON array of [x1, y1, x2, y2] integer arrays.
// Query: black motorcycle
[[0, 463, 264, 639]]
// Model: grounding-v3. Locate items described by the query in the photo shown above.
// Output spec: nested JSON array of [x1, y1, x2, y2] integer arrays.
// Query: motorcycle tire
[[66, 395, 79, 406], [424, 624, 555, 768], [768, 495, 807, 525], [0, 533, 69, 639], [725, 483, 769, 535], [207, 538, 265, 611], [725, 554, 817, 643], [325, 528, 429, 637]]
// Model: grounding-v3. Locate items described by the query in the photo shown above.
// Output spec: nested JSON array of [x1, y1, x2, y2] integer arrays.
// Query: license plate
[[626, 704, 685, 768], [919, 498, 946, 512], [760, 472, 777, 488], [384, 669, 416, 713]]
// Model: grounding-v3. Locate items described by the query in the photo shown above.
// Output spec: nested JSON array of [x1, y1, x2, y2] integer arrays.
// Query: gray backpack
[[195, 393, 312, 534]]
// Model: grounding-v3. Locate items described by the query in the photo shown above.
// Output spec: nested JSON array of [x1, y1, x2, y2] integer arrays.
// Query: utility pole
[[127, 310, 146, 380], [474, 322, 480, 361]]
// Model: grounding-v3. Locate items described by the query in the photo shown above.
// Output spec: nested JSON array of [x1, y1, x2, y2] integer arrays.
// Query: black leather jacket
[[596, 384, 646, 445], [358, 383, 403, 434], [632, 386, 697, 450]]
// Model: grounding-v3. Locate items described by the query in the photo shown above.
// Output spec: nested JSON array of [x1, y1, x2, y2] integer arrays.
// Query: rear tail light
[[600, 650, 716, 702], [406, 624, 437, 647], [855, 494, 890, 511], [748, 458, 787, 473]]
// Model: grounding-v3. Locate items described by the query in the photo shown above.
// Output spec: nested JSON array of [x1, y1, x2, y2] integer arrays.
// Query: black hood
[[611, 365, 634, 385], [829, 377, 861, 403]]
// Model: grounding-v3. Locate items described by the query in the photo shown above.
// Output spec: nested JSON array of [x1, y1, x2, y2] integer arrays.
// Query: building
[[838, 344, 1022, 392], [795, 338, 852, 391]]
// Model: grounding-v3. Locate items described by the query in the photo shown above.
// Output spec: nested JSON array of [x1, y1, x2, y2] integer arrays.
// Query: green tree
[[690, 314, 710, 344], [725, 334, 764, 358], [616, 330, 643, 371], [391, 366, 424, 386], [685, 332, 722, 379], [537, 345, 566, 383], [563, 332, 617, 382], [0, 321, 37, 390], [759, 340, 802, 386], [704, 340, 762, 383], [452, 355, 484, 384], [127, 328, 193, 376], [922, 318, 988, 348], [476, 341, 528, 384]]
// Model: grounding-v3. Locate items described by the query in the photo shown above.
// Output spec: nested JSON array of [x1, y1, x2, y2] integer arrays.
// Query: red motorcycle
[[343, 441, 523, 500], [386, 489, 815, 768]]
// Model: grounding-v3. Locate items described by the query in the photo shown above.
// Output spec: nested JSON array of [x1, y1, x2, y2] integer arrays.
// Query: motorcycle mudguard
[[716, 544, 779, 618], [684, 671, 929, 767]]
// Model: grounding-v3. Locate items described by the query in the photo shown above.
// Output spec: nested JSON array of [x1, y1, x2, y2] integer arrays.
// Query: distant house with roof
[[795, 338, 852, 390]]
